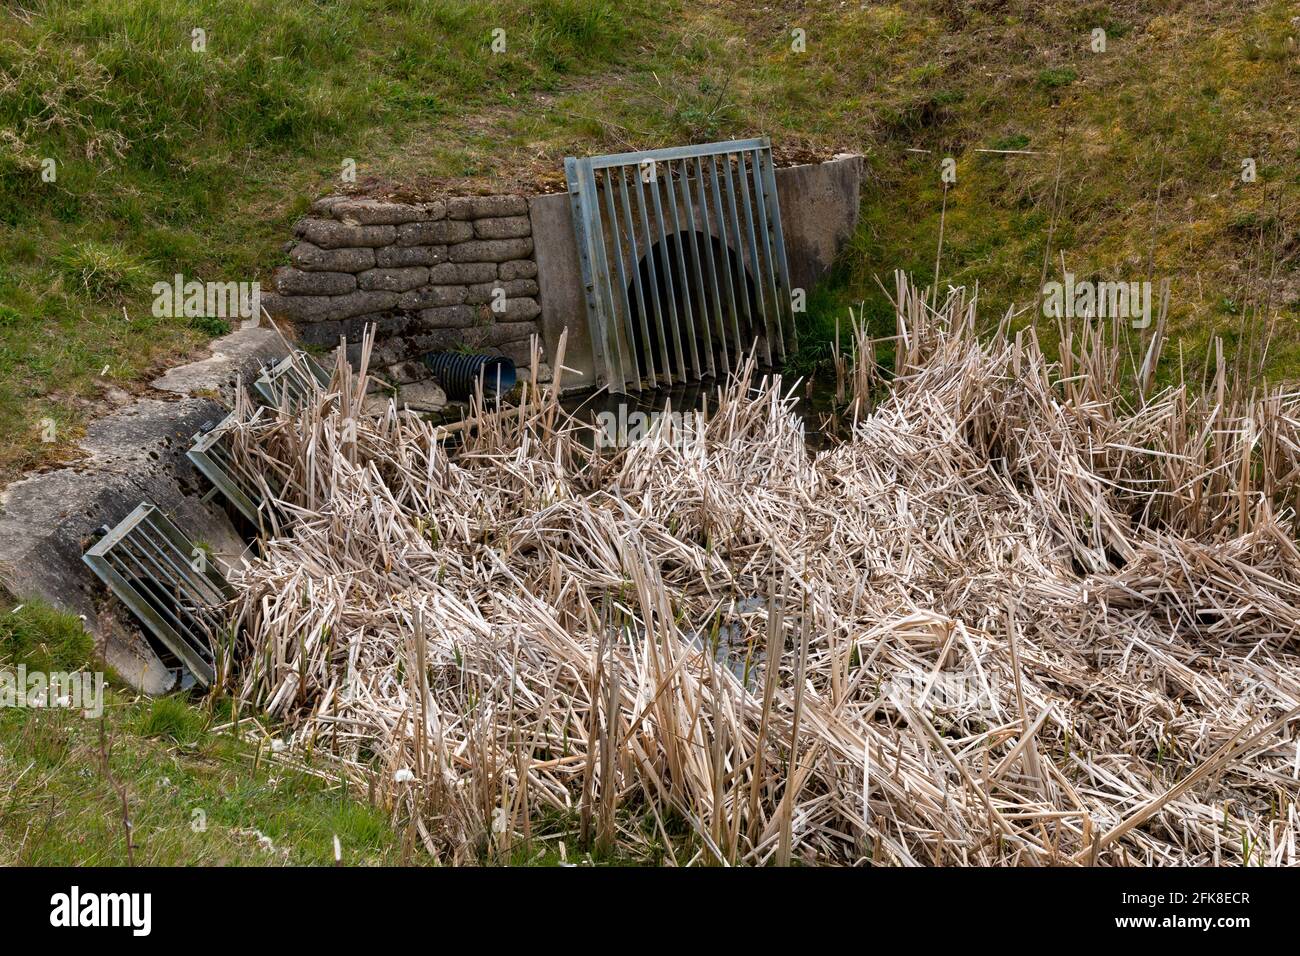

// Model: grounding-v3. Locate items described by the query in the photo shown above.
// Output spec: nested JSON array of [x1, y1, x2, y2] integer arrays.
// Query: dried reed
[[217, 281, 1300, 866]]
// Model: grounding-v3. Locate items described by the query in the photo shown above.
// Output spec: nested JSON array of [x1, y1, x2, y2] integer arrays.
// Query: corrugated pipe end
[[422, 351, 518, 400]]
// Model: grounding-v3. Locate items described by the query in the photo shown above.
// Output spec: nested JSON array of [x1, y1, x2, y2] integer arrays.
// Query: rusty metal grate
[[252, 351, 331, 409], [83, 503, 234, 686], [565, 138, 794, 393]]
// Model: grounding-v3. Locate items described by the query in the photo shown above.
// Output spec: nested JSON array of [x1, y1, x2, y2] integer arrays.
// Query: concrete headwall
[[777, 154, 863, 295], [261, 154, 861, 392]]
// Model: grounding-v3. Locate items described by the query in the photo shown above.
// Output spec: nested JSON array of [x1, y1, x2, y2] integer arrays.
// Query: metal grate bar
[[601, 168, 642, 393], [584, 160, 627, 394], [692, 155, 729, 373], [747, 148, 786, 360], [647, 165, 687, 382], [586, 137, 770, 169], [632, 167, 674, 386], [617, 171, 656, 387], [676, 159, 716, 379], [253, 351, 331, 410], [101, 546, 209, 659], [566, 138, 794, 392], [760, 149, 796, 354], [187, 414, 265, 528], [735, 152, 773, 365], [718, 153, 763, 365], [706, 154, 745, 358], [83, 503, 233, 686], [661, 164, 702, 379]]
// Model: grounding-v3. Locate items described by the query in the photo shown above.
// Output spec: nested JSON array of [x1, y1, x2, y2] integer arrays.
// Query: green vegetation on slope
[[0, 601, 405, 865], [1, 1, 1297, 864], [2, 1, 1298, 478], [0, 0, 640, 477]]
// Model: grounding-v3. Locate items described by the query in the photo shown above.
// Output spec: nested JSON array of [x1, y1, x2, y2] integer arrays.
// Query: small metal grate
[[83, 503, 234, 686], [252, 351, 331, 409], [565, 137, 795, 393], [187, 413, 277, 532]]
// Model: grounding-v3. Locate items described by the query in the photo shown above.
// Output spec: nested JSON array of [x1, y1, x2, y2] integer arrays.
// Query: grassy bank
[[2, 1, 1297, 477], [0, 0, 641, 477], [0, 602, 406, 865]]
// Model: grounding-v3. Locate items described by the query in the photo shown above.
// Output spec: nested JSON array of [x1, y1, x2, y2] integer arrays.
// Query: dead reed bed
[[218, 279, 1300, 865]]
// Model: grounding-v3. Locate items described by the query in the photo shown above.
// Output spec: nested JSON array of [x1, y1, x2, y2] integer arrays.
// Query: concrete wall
[[262, 153, 862, 392], [776, 153, 864, 296], [531, 153, 863, 389], [530, 192, 596, 390]]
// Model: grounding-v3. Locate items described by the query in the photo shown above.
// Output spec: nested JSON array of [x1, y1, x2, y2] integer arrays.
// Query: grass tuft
[[0, 600, 93, 672], [136, 695, 208, 746]]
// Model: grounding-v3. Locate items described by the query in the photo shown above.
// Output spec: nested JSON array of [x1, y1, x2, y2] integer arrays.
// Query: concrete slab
[[530, 192, 596, 392], [152, 323, 287, 400], [0, 324, 289, 692], [775, 153, 863, 295]]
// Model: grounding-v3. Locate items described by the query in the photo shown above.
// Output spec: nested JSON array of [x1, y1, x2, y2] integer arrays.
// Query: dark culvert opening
[[626, 231, 762, 385]]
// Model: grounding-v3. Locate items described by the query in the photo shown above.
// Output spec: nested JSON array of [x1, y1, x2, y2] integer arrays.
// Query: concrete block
[[398, 285, 468, 309], [295, 219, 396, 249], [774, 153, 863, 295], [332, 199, 433, 225], [290, 242, 375, 273], [357, 267, 430, 292], [498, 259, 538, 280], [449, 238, 534, 263], [273, 267, 357, 296], [473, 216, 532, 239], [377, 245, 448, 268]]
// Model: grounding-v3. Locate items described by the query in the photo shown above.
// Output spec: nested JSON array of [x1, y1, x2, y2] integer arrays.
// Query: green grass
[[3, 1, 1297, 475], [766, 1, 1300, 378], [0, 601, 95, 674], [0, 601, 408, 865], [0, 0, 641, 477]]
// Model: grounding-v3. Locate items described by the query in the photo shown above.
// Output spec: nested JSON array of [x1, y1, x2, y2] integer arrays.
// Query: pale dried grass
[[216, 277, 1300, 866]]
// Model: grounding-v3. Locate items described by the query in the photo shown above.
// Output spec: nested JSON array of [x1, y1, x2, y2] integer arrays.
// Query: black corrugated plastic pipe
[[422, 352, 518, 399]]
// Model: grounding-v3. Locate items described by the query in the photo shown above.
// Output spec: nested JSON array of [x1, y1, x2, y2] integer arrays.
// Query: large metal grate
[[83, 503, 234, 686], [565, 137, 795, 393], [252, 351, 331, 409]]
